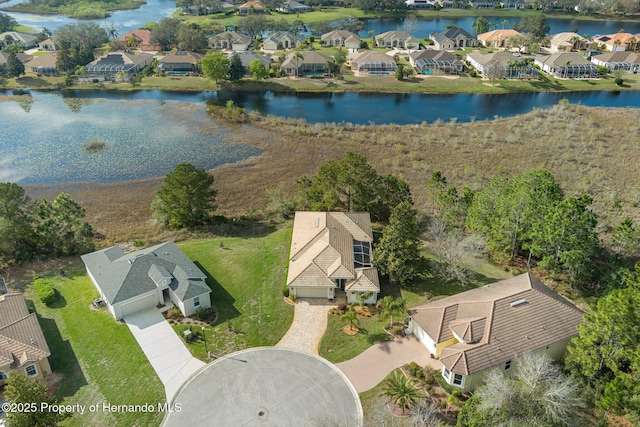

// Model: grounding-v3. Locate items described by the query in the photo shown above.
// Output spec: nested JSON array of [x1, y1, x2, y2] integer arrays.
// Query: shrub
[[195, 307, 208, 320], [167, 307, 182, 320], [282, 283, 289, 297], [615, 77, 623, 86], [290, 294, 297, 302], [34, 278, 55, 306], [424, 366, 435, 384]]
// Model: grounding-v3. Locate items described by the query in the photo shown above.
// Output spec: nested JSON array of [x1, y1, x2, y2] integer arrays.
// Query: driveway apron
[[276, 298, 334, 354], [336, 335, 440, 393], [124, 308, 205, 402]]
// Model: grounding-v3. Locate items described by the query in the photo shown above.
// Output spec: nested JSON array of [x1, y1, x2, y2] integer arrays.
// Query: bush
[[195, 307, 207, 320], [424, 366, 435, 384], [167, 307, 182, 320], [615, 77, 623, 86], [34, 278, 55, 306], [290, 294, 297, 302], [282, 283, 289, 297]]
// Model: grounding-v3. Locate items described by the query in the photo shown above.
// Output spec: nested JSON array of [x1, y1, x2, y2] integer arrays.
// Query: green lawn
[[26, 264, 164, 427], [176, 228, 294, 359]]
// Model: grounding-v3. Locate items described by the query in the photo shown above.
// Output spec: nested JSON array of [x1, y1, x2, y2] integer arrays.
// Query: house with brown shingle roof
[[321, 30, 360, 51], [159, 51, 203, 74], [286, 212, 380, 304], [24, 52, 58, 75], [0, 293, 52, 385], [408, 273, 583, 392]]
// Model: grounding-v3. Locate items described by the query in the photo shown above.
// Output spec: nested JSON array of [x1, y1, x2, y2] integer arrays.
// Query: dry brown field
[[25, 102, 640, 247]]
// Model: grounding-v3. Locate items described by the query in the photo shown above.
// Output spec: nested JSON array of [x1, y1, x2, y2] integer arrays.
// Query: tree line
[[0, 183, 94, 270]]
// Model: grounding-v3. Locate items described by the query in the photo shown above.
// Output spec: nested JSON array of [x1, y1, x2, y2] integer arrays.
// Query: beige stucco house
[[82, 241, 211, 320], [286, 212, 380, 304], [477, 29, 522, 48], [408, 273, 583, 392], [0, 293, 52, 385]]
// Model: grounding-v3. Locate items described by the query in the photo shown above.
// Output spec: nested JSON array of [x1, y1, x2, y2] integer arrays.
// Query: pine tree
[[228, 53, 244, 82], [5, 51, 25, 78]]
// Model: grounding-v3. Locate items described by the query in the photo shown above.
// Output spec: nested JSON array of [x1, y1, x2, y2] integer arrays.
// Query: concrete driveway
[[336, 335, 440, 393], [124, 308, 205, 402], [276, 298, 335, 354]]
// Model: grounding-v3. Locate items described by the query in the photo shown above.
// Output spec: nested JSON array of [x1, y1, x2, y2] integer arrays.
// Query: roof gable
[[0, 294, 51, 368]]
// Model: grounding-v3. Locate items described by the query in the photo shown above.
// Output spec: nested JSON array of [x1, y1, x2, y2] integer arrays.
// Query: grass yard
[[25, 263, 164, 427], [176, 227, 294, 359]]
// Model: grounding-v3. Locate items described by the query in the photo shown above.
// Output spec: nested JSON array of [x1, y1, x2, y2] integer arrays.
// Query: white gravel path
[[276, 299, 336, 354]]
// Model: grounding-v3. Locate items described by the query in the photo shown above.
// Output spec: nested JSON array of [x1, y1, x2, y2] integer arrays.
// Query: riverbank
[[1, 0, 145, 19], [2, 71, 637, 95]]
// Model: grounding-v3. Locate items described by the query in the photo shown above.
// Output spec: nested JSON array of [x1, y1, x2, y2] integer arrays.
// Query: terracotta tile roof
[[0, 293, 51, 369], [117, 29, 160, 51], [287, 212, 379, 290], [409, 273, 583, 375]]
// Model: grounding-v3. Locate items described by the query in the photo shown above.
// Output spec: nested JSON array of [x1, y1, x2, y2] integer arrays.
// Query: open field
[[175, 230, 294, 359], [24, 264, 165, 427]]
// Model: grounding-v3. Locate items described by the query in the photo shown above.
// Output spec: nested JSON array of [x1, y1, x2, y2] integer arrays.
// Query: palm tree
[[382, 371, 422, 415], [340, 307, 360, 333], [356, 291, 374, 310], [377, 296, 406, 328], [502, 19, 509, 29]]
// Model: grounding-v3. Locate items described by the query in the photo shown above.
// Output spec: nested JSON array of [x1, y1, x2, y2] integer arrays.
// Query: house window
[[194, 296, 200, 308], [443, 367, 451, 381], [505, 360, 512, 370], [453, 374, 463, 386], [0, 371, 6, 381], [25, 365, 37, 377]]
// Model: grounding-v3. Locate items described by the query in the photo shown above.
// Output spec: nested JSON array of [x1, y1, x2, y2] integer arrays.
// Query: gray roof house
[[0, 51, 33, 73], [534, 52, 597, 79], [467, 51, 538, 79], [85, 51, 153, 80], [409, 49, 462, 75], [81, 241, 212, 320], [591, 51, 640, 73], [350, 50, 397, 75], [158, 51, 203, 74], [375, 30, 419, 49], [281, 51, 332, 76], [263, 32, 305, 51], [230, 51, 270, 75], [321, 30, 360, 51], [276, 0, 311, 13], [408, 273, 583, 392], [0, 32, 37, 49], [24, 52, 58, 76], [210, 31, 252, 52], [286, 212, 380, 304], [429, 27, 477, 50]]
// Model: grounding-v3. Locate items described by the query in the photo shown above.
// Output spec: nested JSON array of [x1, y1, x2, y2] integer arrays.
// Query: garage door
[[295, 287, 329, 298], [118, 293, 158, 319]]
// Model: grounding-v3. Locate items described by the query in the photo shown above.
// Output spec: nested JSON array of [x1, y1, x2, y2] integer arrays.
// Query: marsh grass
[[25, 103, 640, 249]]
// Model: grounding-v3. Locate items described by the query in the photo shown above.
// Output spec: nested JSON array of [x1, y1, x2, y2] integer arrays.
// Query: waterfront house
[[429, 27, 477, 50], [409, 49, 463, 75]]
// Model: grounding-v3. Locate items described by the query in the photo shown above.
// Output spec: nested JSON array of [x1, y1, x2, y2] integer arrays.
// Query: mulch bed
[[165, 306, 218, 326]]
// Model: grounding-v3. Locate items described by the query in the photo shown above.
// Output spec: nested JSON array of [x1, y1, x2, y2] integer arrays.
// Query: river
[[1, 89, 638, 184]]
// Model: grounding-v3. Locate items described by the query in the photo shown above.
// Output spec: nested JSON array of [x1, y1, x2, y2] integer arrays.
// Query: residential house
[[24, 52, 58, 76], [593, 33, 639, 52], [37, 38, 56, 51], [229, 51, 270, 75], [429, 27, 477, 50], [477, 29, 522, 48], [0, 32, 37, 49], [210, 31, 252, 51], [549, 32, 590, 52], [0, 52, 33, 73], [0, 293, 52, 385], [82, 241, 212, 321], [277, 0, 311, 13], [263, 32, 305, 51], [408, 273, 583, 391], [281, 51, 332, 76], [350, 50, 397, 74], [535, 52, 597, 78], [321, 30, 360, 51], [286, 212, 380, 304], [405, 0, 436, 9], [117, 29, 160, 51], [158, 51, 203, 74], [84, 51, 153, 80], [591, 51, 640, 73], [237, 0, 265, 15], [467, 51, 538, 79], [375, 30, 420, 49], [409, 49, 462, 75]]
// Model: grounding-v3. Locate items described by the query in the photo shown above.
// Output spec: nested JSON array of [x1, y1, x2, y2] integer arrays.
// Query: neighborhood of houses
[[2, 20, 640, 82], [0, 210, 585, 423]]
